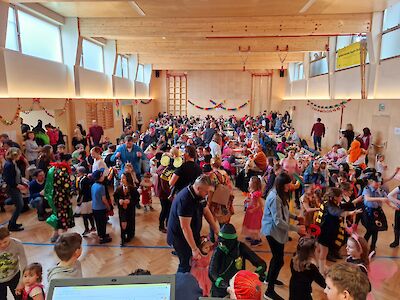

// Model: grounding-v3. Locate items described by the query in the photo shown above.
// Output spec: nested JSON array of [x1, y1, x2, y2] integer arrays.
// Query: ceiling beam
[[80, 14, 371, 39], [118, 36, 328, 54], [152, 63, 288, 71]]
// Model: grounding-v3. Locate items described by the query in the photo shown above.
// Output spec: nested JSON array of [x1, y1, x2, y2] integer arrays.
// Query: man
[[111, 135, 146, 178], [167, 175, 219, 273], [29, 169, 47, 221], [203, 122, 216, 145], [311, 117, 325, 151], [88, 120, 104, 147], [324, 262, 370, 300], [209, 133, 222, 158], [136, 111, 143, 132], [141, 126, 157, 151], [169, 145, 202, 194]]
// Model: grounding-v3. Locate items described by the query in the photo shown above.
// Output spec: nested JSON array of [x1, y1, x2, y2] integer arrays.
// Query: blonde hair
[[6, 147, 21, 160], [211, 156, 222, 169]]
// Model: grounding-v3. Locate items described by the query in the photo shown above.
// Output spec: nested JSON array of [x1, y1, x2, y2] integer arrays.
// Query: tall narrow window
[[136, 64, 144, 82], [18, 10, 62, 63], [381, 2, 400, 60], [309, 52, 328, 77], [5, 7, 19, 51], [168, 74, 187, 116], [290, 62, 304, 81], [80, 39, 104, 73], [115, 54, 129, 79]]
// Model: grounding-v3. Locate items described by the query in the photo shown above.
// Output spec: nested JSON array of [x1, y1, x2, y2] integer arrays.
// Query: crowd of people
[[0, 110, 397, 300]]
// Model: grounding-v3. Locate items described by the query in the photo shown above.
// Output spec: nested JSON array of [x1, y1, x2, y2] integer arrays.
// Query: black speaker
[[155, 70, 160, 78], [279, 68, 285, 77]]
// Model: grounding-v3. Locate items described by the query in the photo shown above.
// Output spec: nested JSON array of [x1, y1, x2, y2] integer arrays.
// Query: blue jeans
[[313, 135, 322, 150], [30, 196, 45, 216], [8, 188, 23, 227]]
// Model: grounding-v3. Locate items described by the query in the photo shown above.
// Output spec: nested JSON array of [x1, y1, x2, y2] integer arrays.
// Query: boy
[[91, 169, 112, 244], [324, 262, 370, 300], [47, 233, 83, 282], [28, 169, 47, 221], [0, 227, 27, 299]]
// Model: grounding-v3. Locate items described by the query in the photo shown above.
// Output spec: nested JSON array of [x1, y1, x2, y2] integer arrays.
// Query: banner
[[336, 42, 361, 70]]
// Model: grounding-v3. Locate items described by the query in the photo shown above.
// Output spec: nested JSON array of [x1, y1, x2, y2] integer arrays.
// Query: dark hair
[[185, 145, 197, 159], [281, 137, 287, 142], [267, 156, 274, 167], [292, 237, 316, 272], [122, 172, 134, 188], [54, 233, 82, 261], [124, 136, 134, 143], [339, 163, 350, 173], [362, 127, 371, 136], [0, 227, 10, 240], [274, 172, 292, 206], [32, 169, 44, 178], [23, 263, 43, 282], [340, 182, 352, 192], [323, 187, 343, 205], [129, 269, 151, 276], [317, 118, 321, 122]]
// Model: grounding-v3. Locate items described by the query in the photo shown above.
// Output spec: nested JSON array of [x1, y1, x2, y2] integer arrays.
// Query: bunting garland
[[133, 99, 153, 105], [0, 104, 21, 126], [188, 99, 250, 111], [306, 99, 352, 113], [21, 98, 71, 118]]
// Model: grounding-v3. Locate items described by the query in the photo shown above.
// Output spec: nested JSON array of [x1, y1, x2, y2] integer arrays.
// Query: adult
[[88, 120, 104, 147], [111, 136, 146, 178], [72, 124, 87, 149], [287, 128, 301, 146], [36, 145, 54, 175], [388, 185, 400, 248], [358, 127, 372, 165], [252, 145, 268, 173], [3, 147, 25, 231], [343, 123, 355, 150], [167, 175, 218, 272], [141, 126, 157, 151], [24, 131, 40, 165], [136, 111, 143, 132], [20, 118, 30, 134], [310, 118, 325, 151], [204, 122, 217, 145], [28, 169, 47, 221], [209, 133, 222, 158], [262, 172, 306, 300], [0, 134, 20, 149], [169, 145, 203, 194]]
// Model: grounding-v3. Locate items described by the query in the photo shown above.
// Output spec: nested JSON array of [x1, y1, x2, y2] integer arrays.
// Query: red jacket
[[311, 122, 325, 137]]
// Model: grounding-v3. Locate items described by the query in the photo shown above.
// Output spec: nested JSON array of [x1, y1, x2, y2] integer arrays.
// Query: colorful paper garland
[[0, 104, 21, 126], [187, 100, 221, 111], [306, 99, 352, 113], [188, 99, 250, 111], [209, 99, 250, 111], [21, 98, 71, 118]]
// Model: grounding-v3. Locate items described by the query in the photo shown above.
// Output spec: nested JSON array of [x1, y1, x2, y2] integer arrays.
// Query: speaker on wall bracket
[[155, 70, 160, 78]]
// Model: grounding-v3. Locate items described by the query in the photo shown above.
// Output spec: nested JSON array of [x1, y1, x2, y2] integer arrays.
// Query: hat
[[218, 223, 237, 240], [230, 270, 262, 300], [92, 168, 105, 181]]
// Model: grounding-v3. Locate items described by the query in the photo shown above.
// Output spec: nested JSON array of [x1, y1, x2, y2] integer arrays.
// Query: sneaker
[[264, 290, 284, 300], [100, 236, 112, 244], [250, 239, 263, 247], [50, 234, 59, 243], [8, 226, 24, 232], [390, 241, 399, 248], [38, 215, 46, 222], [245, 237, 253, 241], [82, 230, 90, 237]]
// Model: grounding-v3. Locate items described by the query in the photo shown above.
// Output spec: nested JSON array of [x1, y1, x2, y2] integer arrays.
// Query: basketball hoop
[[239, 46, 251, 72]]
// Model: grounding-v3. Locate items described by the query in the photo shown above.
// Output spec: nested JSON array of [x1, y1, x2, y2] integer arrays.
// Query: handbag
[[363, 207, 388, 232]]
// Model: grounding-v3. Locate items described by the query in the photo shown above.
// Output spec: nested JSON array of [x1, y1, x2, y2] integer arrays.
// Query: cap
[[231, 270, 262, 300], [92, 168, 105, 181]]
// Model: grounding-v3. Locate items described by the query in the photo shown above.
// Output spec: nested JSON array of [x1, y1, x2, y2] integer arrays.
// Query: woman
[[3, 147, 25, 231], [358, 127, 372, 165], [262, 172, 305, 300], [304, 160, 325, 186], [91, 146, 112, 209], [347, 140, 367, 169], [36, 145, 54, 175], [114, 172, 139, 246], [24, 131, 40, 165], [343, 124, 355, 150], [72, 124, 87, 149]]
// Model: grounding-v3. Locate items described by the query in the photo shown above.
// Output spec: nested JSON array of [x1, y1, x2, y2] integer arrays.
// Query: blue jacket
[[111, 144, 146, 176]]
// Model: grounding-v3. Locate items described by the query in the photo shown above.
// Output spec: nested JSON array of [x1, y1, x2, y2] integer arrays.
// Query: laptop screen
[[51, 283, 171, 300]]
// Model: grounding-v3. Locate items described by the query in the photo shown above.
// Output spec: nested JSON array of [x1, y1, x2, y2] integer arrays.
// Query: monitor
[[47, 275, 175, 300]]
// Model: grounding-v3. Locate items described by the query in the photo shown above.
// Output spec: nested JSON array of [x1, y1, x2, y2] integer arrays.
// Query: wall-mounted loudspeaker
[[155, 70, 160, 78], [279, 69, 285, 77]]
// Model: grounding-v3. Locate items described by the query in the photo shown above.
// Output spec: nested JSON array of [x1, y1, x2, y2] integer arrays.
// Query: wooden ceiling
[[13, 0, 399, 70]]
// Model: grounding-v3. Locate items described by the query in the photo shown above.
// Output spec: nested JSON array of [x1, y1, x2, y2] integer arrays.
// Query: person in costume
[[190, 236, 214, 297], [227, 270, 262, 300], [208, 223, 267, 298], [138, 172, 154, 212], [44, 162, 74, 243]]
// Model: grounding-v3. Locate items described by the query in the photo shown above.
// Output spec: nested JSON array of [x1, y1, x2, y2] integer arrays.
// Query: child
[[289, 237, 326, 300], [300, 184, 320, 227], [47, 233, 82, 282], [242, 176, 264, 246], [76, 166, 96, 237], [346, 234, 369, 274], [138, 173, 154, 212], [324, 262, 370, 300], [276, 137, 288, 154], [316, 188, 361, 273], [91, 169, 112, 244], [375, 154, 387, 177], [0, 227, 27, 299], [124, 163, 139, 187], [16, 263, 45, 300], [227, 270, 263, 300], [190, 237, 214, 297]]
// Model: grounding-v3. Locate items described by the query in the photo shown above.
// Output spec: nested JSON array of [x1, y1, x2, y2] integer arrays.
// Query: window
[[5, 6, 62, 63], [335, 35, 368, 70], [136, 64, 144, 82], [80, 39, 104, 73], [309, 52, 328, 77], [381, 2, 400, 60], [115, 55, 129, 79], [5, 7, 18, 51], [290, 62, 304, 81], [168, 75, 187, 116]]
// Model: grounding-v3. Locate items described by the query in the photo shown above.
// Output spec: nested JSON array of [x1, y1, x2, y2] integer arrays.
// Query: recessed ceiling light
[[128, 1, 146, 16], [162, 37, 166, 40]]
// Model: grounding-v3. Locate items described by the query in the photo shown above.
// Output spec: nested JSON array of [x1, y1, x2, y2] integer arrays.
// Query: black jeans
[[266, 235, 285, 292], [83, 214, 95, 231], [159, 198, 171, 229], [173, 238, 192, 273], [8, 188, 24, 228], [364, 230, 378, 252], [0, 271, 19, 300], [313, 135, 322, 150], [93, 209, 108, 239]]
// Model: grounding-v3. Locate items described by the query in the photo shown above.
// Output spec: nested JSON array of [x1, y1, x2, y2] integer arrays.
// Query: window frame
[[115, 54, 129, 79], [290, 62, 304, 81], [334, 35, 368, 71], [136, 63, 145, 82], [80, 38, 105, 73], [5, 4, 63, 63], [309, 52, 329, 78], [380, 3, 400, 62]]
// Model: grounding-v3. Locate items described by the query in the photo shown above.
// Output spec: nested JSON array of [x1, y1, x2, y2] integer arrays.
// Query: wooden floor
[[2, 188, 399, 299]]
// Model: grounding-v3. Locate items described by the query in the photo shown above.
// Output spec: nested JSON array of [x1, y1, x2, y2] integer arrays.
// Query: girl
[[316, 188, 361, 273], [124, 163, 139, 187], [346, 234, 369, 274], [289, 237, 326, 300], [114, 172, 139, 246], [138, 173, 154, 212], [16, 263, 45, 300], [242, 176, 264, 246], [375, 154, 387, 177], [300, 184, 320, 227], [76, 166, 95, 237], [304, 160, 325, 186], [281, 148, 298, 176], [190, 237, 214, 297]]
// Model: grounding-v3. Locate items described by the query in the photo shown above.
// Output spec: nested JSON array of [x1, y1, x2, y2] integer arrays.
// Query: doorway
[[371, 115, 390, 165]]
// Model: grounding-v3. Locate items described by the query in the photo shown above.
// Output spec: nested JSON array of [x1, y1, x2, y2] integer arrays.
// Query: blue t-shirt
[[362, 185, 386, 209], [91, 182, 106, 210]]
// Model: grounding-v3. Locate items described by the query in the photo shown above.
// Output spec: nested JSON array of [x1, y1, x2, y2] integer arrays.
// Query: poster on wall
[[336, 42, 361, 69]]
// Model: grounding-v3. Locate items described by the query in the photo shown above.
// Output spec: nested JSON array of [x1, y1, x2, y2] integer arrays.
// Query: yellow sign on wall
[[336, 42, 361, 69]]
